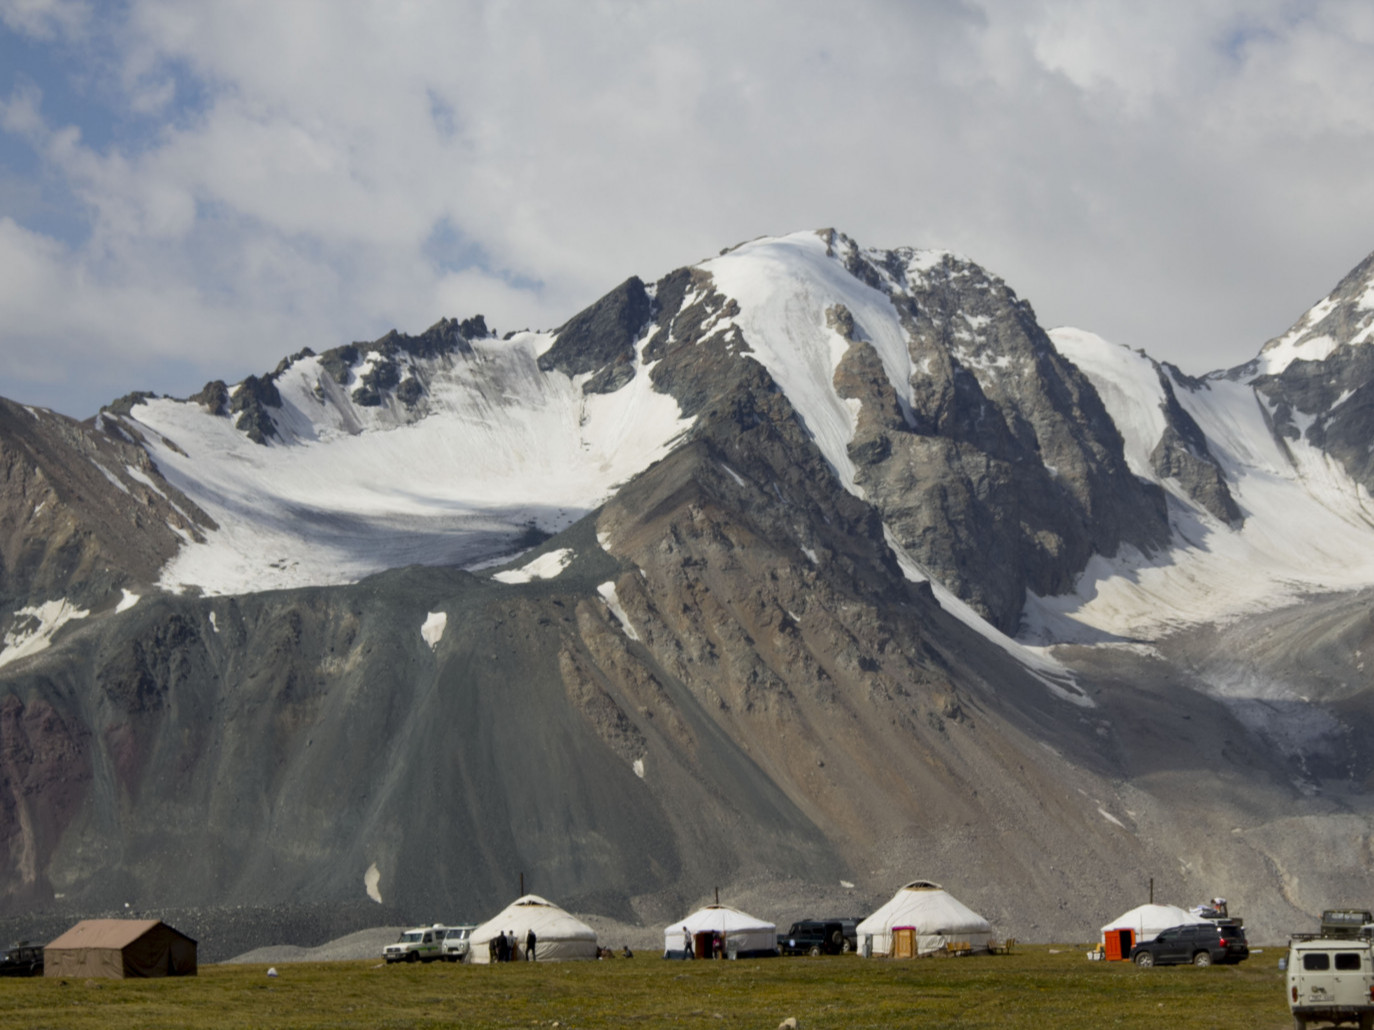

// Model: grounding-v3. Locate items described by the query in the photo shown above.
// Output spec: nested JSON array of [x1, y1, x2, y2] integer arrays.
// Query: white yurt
[[1100, 903, 1196, 957], [663, 904, 778, 959], [469, 895, 598, 964], [856, 881, 992, 957]]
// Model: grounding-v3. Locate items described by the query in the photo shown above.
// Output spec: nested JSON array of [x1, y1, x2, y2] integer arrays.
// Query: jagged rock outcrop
[[0, 400, 213, 628], [1150, 367, 1242, 525], [539, 276, 653, 391], [1241, 248, 1374, 492]]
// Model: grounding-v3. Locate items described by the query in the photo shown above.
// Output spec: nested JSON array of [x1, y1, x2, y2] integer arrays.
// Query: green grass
[[0, 946, 1295, 1029]]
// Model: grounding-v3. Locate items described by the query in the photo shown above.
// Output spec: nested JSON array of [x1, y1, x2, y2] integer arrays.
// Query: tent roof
[[1100, 904, 1196, 936], [472, 895, 596, 943], [47, 920, 194, 950], [665, 905, 775, 935]]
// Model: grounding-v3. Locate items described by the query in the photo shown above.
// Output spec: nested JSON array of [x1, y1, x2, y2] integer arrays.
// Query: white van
[[442, 925, 477, 962], [1288, 934, 1374, 1029]]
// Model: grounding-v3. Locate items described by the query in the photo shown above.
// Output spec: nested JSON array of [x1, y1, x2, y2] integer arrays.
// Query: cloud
[[0, 0, 90, 42], [1, 0, 1373, 417]]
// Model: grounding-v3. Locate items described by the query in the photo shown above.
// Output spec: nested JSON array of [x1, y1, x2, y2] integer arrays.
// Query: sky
[[2, 0, 1373, 419]]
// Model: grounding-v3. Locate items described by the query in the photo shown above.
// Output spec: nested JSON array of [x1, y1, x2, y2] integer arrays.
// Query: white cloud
[[0, 0, 90, 42], [0, 0, 1373, 417]]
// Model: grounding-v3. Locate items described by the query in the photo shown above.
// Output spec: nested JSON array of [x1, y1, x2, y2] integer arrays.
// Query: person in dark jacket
[[526, 928, 537, 961]]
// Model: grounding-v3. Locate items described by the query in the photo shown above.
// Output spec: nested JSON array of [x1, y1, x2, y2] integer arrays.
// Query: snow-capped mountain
[[3, 228, 1374, 957]]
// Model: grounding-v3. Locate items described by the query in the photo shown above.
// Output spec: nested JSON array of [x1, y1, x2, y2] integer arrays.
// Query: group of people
[[682, 928, 726, 959], [488, 929, 537, 962]]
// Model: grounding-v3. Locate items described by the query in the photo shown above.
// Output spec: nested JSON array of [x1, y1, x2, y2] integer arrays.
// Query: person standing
[[526, 928, 537, 961], [683, 926, 693, 959]]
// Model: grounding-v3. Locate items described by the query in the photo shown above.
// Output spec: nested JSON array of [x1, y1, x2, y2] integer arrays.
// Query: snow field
[[1040, 327, 1374, 658], [128, 333, 692, 595]]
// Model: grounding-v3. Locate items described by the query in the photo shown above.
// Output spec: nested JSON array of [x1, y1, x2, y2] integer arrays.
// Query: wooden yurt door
[[892, 926, 916, 959]]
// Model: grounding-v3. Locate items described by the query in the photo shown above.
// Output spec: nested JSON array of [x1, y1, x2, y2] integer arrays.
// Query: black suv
[[1129, 923, 1249, 967], [0, 942, 43, 977], [778, 921, 847, 956]]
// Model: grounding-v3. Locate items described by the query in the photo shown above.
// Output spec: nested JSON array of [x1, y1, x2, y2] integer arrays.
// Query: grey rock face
[[0, 399, 214, 629], [538, 276, 652, 381], [1241, 249, 1374, 493], [1149, 368, 1242, 525], [1254, 343, 1374, 494], [824, 234, 1170, 633], [230, 374, 282, 443]]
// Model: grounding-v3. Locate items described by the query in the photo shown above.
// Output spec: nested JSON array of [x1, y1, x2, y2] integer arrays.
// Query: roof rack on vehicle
[[1289, 931, 1374, 942]]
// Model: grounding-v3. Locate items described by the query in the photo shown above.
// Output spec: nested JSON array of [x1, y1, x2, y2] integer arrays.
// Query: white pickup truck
[[1288, 933, 1374, 1029], [383, 924, 447, 963]]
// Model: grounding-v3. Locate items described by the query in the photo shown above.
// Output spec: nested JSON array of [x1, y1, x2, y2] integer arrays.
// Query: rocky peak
[[538, 276, 653, 391], [1238, 250, 1374, 495], [821, 236, 1170, 633], [1250, 248, 1374, 378]]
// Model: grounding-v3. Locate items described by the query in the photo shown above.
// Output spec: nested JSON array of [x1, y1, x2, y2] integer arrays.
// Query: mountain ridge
[[3, 227, 1374, 954]]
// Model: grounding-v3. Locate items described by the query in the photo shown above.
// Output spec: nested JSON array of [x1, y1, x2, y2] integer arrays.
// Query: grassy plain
[[0, 945, 1293, 1029]]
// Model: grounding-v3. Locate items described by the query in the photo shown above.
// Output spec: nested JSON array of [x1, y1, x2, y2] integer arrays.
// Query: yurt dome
[[663, 904, 777, 958], [1100, 904, 1197, 942], [856, 881, 992, 957], [469, 894, 597, 963]]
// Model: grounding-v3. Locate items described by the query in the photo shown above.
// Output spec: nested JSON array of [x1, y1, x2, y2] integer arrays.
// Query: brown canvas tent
[[45, 919, 197, 978]]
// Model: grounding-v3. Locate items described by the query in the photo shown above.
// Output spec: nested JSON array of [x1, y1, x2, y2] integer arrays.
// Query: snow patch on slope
[[0, 600, 90, 669], [492, 548, 574, 584], [421, 611, 447, 649], [597, 581, 639, 640]]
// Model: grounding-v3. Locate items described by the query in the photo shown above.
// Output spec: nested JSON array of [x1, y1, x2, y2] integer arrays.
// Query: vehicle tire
[[1133, 951, 1155, 968], [1292, 1015, 1305, 1030], [406, 951, 419, 963], [842, 939, 852, 954], [808, 945, 821, 957], [1358, 1014, 1372, 1030], [1192, 951, 1212, 967]]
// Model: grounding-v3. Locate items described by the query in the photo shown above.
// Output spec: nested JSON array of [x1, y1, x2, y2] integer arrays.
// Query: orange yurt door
[[1104, 928, 1134, 961]]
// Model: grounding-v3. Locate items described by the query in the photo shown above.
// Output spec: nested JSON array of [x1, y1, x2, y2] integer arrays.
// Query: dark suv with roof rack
[[1130, 922, 1249, 967], [778, 921, 847, 956]]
